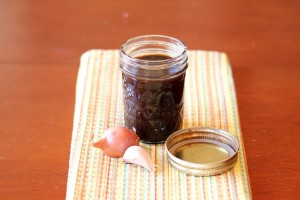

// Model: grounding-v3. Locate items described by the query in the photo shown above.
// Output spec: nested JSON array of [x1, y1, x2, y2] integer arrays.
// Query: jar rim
[[120, 35, 187, 67], [120, 35, 188, 79]]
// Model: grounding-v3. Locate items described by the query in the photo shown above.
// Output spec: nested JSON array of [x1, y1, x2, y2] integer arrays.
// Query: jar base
[[140, 139, 166, 144]]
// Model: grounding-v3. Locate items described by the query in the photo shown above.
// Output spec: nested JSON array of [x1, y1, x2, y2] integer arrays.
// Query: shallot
[[93, 126, 139, 157]]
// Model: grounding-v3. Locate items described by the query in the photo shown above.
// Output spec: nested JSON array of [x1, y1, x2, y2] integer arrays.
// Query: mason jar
[[120, 35, 188, 143]]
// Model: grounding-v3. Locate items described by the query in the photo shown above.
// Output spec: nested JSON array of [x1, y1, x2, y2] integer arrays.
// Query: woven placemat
[[66, 49, 252, 200]]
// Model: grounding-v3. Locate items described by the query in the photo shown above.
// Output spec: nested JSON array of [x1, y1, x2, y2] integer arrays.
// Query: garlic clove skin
[[123, 146, 156, 172]]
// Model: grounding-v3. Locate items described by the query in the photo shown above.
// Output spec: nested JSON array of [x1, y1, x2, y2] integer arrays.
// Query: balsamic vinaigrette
[[122, 54, 187, 143], [120, 35, 188, 143], [135, 54, 171, 61]]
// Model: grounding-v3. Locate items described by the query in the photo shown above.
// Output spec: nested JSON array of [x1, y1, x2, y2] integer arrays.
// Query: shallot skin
[[123, 146, 156, 172], [93, 126, 139, 158]]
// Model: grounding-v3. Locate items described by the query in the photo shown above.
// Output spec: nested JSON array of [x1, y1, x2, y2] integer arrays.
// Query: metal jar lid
[[165, 127, 239, 176]]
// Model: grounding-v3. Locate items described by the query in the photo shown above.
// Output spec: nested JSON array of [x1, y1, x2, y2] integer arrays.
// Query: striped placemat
[[66, 49, 252, 200]]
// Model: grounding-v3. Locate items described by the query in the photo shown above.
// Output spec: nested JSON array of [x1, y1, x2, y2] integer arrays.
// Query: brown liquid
[[136, 54, 171, 61], [122, 54, 186, 143]]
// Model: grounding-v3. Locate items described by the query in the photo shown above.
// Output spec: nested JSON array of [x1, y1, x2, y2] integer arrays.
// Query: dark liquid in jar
[[122, 54, 186, 143]]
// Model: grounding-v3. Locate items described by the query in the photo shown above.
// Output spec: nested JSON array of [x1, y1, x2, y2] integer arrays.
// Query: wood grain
[[0, 0, 299, 199]]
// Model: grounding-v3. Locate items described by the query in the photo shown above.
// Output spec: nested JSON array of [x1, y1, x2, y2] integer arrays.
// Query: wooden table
[[0, 1, 299, 199]]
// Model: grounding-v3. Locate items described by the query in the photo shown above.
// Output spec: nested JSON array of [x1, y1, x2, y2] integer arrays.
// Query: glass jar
[[120, 35, 188, 143]]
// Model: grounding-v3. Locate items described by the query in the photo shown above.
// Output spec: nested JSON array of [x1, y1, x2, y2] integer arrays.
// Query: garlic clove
[[123, 146, 156, 172]]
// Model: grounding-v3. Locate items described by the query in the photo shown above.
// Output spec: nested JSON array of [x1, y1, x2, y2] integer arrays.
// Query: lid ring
[[165, 127, 239, 176]]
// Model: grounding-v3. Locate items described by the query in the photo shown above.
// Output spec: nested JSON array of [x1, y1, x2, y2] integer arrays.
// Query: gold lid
[[165, 127, 239, 176]]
